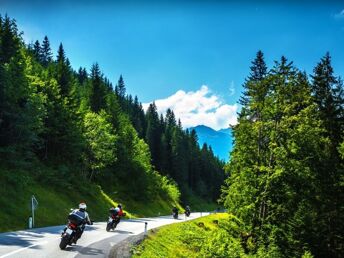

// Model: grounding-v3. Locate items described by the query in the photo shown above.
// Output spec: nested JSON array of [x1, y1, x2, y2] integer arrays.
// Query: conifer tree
[[311, 52, 344, 149], [145, 102, 162, 170], [310, 53, 344, 256], [223, 55, 325, 256], [116, 74, 126, 98], [40, 36, 52, 66], [77, 67, 88, 84], [0, 15, 45, 162], [33, 40, 41, 62], [239, 50, 268, 110], [55, 43, 72, 96], [89, 63, 106, 113], [0, 15, 20, 64]]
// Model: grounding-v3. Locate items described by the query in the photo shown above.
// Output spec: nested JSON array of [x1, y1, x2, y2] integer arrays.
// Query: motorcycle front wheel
[[106, 222, 112, 232]]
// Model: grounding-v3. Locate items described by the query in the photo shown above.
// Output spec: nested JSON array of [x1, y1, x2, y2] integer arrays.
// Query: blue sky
[[1, 0, 343, 129]]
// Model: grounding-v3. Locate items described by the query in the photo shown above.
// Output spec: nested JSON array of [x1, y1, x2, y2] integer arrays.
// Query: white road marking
[[0, 241, 48, 258]]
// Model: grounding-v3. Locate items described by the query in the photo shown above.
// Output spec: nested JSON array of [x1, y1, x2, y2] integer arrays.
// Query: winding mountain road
[[0, 212, 208, 258]]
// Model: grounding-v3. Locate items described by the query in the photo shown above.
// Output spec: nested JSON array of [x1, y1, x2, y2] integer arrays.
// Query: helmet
[[114, 207, 120, 212], [79, 202, 87, 210], [117, 204, 122, 209]]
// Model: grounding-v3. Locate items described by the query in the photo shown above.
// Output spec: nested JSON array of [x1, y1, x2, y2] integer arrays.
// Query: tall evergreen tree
[[33, 40, 41, 62], [55, 43, 72, 96], [89, 63, 107, 113], [0, 15, 45, 162], [310, 53, 344, 256], [239, 50, 268, 109], [311, 52, 344, 150], [77, 67, 88, 85], [40, 36, 52, 66], [0, 15, 21, 64], [145, 102, 162, 170], [223, 55, 326, 257], [116, 74, 126, 98]]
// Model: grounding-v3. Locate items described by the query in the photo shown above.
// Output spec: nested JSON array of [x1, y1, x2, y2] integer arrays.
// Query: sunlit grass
[[132, 213, 229, 258]]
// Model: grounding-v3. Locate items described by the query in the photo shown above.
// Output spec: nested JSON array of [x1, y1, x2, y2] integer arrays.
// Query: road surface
[[0, 212, 208, 258]]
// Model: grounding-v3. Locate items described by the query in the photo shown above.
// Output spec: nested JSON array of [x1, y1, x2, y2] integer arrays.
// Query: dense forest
[[134, 51, 343, 258], [204, 51, 343, 257], [0, 14, 225, 230]]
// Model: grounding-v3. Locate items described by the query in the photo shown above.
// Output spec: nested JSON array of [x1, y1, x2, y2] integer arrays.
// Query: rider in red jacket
[[109, 204, 125, 219]]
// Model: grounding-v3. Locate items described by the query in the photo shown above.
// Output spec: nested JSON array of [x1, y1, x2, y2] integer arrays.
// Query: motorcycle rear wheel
[[59, 235, 70, 250]]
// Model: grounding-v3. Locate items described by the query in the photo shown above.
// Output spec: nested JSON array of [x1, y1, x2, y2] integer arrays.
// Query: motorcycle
[[59, 220, 85, 250], [106, 212, 126, 232], [173, 211, 178, 219], [185, 210, 191, 217]]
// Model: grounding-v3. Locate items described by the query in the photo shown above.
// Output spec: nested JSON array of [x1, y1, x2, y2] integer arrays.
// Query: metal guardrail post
[[144, 222, 148, 235], [28, 216, 33, 229]]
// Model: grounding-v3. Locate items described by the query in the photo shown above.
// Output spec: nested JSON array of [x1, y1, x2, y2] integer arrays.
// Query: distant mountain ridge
[[189, 125, 233, 161]]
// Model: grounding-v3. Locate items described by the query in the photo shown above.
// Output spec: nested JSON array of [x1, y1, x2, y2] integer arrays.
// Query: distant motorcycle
[[106, 214, 121, 231], [106, 212, 126, 231], [185, 210, 191, 217], [173, 211, 178, 219]]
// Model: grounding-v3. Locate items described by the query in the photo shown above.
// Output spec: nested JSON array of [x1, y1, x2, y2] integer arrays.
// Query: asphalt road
[[0, 212, 208, 258]]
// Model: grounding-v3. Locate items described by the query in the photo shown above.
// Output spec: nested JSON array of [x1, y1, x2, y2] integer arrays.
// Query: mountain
[[189, 125, 233, 161]]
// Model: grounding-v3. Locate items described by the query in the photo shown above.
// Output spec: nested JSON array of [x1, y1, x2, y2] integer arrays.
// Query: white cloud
[[143, 85, 238, 130]]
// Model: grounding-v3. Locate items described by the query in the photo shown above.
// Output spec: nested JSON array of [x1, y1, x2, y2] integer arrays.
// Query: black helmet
[[117, 203, 122, 209]]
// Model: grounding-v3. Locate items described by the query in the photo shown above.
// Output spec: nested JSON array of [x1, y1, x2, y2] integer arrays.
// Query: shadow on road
[[0, 225, 97, 247], [72, 246, 105, 256], [0, 231, 45, 246], [111, 230, 134, 234]]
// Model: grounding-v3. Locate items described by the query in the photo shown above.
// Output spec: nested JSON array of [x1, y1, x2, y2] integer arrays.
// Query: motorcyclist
[[116, 204, 124, 217], [64, 202, 92, 243], [172, 206, 178, 218], [109, 204, 125, 223], [185, 205, 191, 215]]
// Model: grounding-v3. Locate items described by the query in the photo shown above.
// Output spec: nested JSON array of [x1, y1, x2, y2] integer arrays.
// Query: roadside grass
[[0, 167, 179, 232], [131, 213, 229, 258], [0, 177, 119, 231], [0, 165, 217, 232]]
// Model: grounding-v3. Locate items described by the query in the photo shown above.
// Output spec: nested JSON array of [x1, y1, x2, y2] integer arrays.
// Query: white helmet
[[79, 202, 87, 210]]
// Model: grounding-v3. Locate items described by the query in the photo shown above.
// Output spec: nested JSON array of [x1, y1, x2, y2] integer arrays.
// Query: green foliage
[[150, 172, 181, 202], [301, 251, 314, 258], [83, 111, 117, 178], [221, 52, 344, 257], [339, 140, 344, 160], [132, 214, 230, 258], [0, 14, 225, 232], [0, 165, 179, 231], [144, 103, 225, 203]]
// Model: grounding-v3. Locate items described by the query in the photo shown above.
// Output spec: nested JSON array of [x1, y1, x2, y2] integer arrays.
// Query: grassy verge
[[0, 178, 122, 231], [131, 213, 229, 258], [0, 165, 216, 232], [0, 166, 181, 232]]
